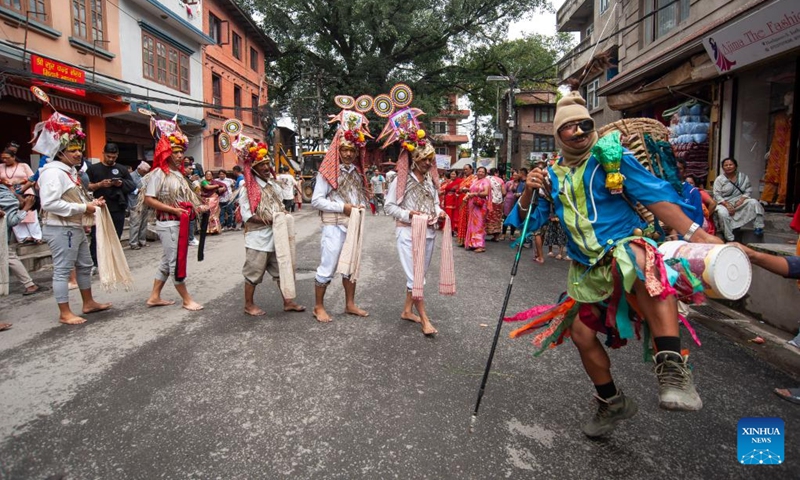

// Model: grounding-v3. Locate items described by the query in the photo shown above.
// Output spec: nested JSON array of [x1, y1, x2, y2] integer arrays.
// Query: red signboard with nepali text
[[30, 54, 86, 97]]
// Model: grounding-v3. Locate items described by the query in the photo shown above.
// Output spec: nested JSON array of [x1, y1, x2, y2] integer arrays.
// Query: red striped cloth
[[439, 216, 456, 296], [411, 214, 429, 299]]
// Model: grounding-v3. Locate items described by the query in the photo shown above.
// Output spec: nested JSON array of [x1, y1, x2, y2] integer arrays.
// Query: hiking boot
[[582, 390, 638, 438], [653, 351, 703, 411]]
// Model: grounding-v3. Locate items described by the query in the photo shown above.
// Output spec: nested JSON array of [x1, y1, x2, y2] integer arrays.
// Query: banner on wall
[[703, 0, 800, 74]]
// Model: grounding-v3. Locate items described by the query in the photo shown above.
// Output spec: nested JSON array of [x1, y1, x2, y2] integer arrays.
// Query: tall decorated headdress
[[217, 118, 270, 214], [317, 93, 374, 189], [28, 87, 86, 160], [139, 107, 189, 174], [374, 83, 434, 203]]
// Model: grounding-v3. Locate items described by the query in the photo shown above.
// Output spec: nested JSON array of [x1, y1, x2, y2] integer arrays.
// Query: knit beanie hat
[[553, 92, 598, 166]]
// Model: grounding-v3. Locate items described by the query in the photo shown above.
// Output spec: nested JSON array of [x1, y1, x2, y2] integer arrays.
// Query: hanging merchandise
[[666, 100, 711, 185]]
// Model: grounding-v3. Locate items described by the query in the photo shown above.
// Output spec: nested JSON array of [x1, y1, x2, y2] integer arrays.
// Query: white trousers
[[12, 212, 42, 242], [395, 226, 435, 290], [315, 225, 347, 284]]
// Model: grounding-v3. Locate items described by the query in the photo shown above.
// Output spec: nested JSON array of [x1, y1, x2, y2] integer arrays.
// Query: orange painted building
[[0, 1, 127, 164], [202, 0, 279, 171]]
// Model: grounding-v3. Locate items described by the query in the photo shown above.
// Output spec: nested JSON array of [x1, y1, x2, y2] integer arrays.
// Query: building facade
[[107, 0, 214, 167], [0, 0, 127, 164], [429, 94, 469, 167], [202, 0, 279, 171], [498, 90, 558, 171], [559, 0, 799, 210]]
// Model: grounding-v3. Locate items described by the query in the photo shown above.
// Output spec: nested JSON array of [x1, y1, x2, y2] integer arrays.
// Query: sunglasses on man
[[558, 119, 595, 134]]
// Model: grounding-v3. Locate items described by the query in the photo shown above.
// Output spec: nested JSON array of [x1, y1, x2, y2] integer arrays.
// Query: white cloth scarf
[[95, 207, 134, 291], [272, 211, 297, 299], [336, 207, 366, 282]]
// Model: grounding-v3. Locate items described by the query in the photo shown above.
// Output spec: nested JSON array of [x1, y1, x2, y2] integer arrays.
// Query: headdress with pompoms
[[217, 119, 271, 214], [317, 93, 375, 190], [375, 83, 436, 203], [138, 107, 189, 174], [28, 87, 86, 160]]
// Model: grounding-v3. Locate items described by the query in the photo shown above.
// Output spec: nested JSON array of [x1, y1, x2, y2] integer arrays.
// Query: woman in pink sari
[[200, 171, 226, 234], [464, 166, 491, 252]]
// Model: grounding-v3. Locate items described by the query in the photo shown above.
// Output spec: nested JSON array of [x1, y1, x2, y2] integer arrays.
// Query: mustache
[[567, 133, 590, 141]]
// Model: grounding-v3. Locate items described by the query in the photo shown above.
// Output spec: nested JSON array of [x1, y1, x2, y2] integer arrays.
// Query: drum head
[[709, 245, 751, 300]]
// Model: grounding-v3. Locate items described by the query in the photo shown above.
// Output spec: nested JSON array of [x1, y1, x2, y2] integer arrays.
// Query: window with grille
[[533, 106, 555, 123], [142, 32, 190, 94], [251, 94, 259, 124], [250, 47, 259, 72], [232, 32, 241, 60], [435, 147, 448, 156], [209, 13, 221, 44], [431, 121, 447, 135], [644, 0, 690, 43], [533, 135, 555, 152], [582, 78, 600, 111], [234, 86, 242, 119], [2, 0, 49, 23], [72, 0, 105, 42], [211, 74, 222, 111]]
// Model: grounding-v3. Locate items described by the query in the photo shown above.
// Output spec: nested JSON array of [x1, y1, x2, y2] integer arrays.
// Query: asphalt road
[[1, 208, 798, 479]]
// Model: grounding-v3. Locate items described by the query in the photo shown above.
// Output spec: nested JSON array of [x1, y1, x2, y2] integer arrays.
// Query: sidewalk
[[690, 300, 800, 380]]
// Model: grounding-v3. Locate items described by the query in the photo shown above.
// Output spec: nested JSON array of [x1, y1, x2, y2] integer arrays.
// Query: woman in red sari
[[439, 170, 461, 231], [464, 166, 492, 252], [455, 164, 476, 246]]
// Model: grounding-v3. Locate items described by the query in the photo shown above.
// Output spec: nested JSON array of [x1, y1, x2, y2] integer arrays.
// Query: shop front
[[706, 0, 800, 210]]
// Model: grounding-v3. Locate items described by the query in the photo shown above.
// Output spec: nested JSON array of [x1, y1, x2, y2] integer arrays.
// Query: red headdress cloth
[[318, 94, 374, 189], [374, 83, 434, 203], [147, 114, 189, 174], [217, 119, 270, 212]]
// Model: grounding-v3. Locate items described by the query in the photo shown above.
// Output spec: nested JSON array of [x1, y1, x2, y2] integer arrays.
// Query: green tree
[[239, 0, 550, 116], [459, 33, 575, 121]]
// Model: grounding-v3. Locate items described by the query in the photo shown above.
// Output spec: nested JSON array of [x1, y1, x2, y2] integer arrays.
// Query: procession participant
[[87, 143, 136, 266], [32, 111, 112, 324], [311, 95, 372, 322], [505, 91, 721, 438], [218, 120, 306, 316], [385, 142, 451, 335], [139, 118, 207, 311], [128, 161, 151, 249]]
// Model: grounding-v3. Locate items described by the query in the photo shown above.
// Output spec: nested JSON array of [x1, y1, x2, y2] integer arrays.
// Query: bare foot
[[182, 301, 204, 311], [83, 302, 112, 314], [59, 314, 87, 325], [313, 306, 332, 323], [345, 306, 369, 317], [0, 323, 12, 331], [283, 302, 307, 312], [146, 298, 176, 307], [244, 304, 267, 316], [401, 312, 422, 323], [421, 320, 438, 336]]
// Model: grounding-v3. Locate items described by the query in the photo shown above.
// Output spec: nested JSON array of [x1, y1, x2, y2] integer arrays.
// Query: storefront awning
[[605, 53, 718, 111], [5, 84, 102, 117]]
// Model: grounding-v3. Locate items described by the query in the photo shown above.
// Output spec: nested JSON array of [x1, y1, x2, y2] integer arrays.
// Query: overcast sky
[[508, 1, 564, 39]]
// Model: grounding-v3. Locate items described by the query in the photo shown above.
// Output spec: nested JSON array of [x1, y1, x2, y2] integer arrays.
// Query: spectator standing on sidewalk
[[87, 143, 135, 269], [128, 161, 151, 249]]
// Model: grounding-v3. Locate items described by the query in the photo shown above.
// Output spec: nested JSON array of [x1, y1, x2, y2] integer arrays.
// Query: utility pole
[[471, 114, 479, 162], [506, 78, 516, 175]]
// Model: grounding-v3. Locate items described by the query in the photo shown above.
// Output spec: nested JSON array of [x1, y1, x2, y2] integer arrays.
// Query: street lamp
[[486, 75, 516, 178]]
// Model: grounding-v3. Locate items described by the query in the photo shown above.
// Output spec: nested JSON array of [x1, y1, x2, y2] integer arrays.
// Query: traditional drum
[[658, 240, 751, 300]]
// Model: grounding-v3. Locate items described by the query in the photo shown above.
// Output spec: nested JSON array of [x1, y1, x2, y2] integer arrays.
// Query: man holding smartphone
[[87, 143, 135, 269]]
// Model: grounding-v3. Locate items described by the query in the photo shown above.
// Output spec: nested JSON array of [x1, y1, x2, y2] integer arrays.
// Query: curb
[[690, 300, 800, 380]]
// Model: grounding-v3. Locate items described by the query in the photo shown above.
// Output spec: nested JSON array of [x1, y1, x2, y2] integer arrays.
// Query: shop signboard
[[30, 54, 86, 97], [703, 0, 800, 74]]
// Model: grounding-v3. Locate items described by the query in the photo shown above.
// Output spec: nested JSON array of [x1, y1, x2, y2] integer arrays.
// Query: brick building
[[498, 90, 558, 171], [202, 0, 280, 171], [428, 94, 469, 167]]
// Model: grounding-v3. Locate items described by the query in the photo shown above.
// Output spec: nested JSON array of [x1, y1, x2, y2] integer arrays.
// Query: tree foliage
[[239, 0, 552, 118]]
